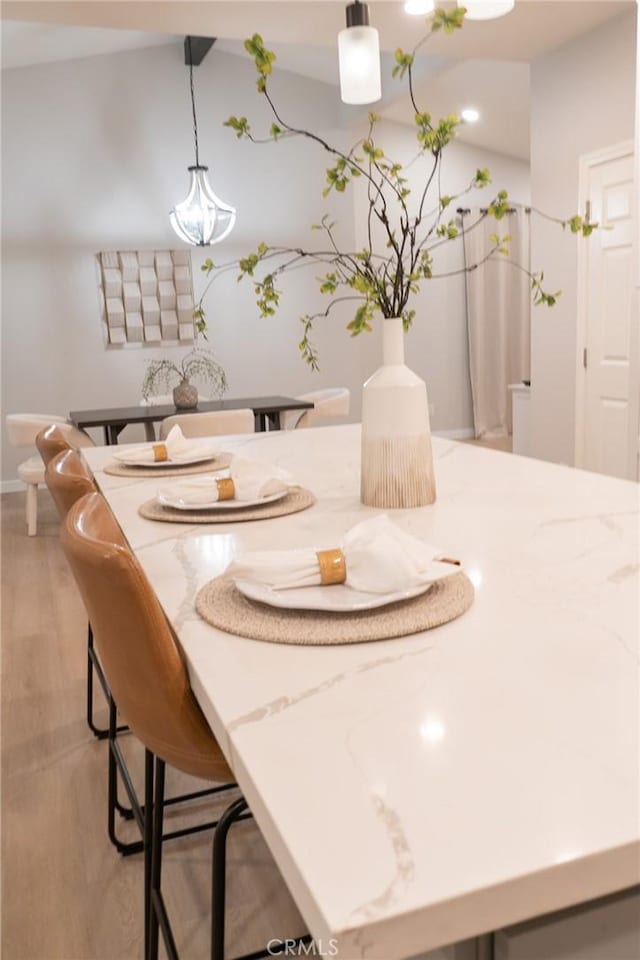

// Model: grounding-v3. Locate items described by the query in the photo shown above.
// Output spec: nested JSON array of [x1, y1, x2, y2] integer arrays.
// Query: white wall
[[529, 8, 637, 465], [1, 42, 363, 482], [1, 40, 530, 483], [353, 120, 531, 435]]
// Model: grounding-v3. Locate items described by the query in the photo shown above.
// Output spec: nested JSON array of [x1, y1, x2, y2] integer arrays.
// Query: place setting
[[138, 454, 316, 523], [196, 514, 475, 645], [104, 425, 232, 478]]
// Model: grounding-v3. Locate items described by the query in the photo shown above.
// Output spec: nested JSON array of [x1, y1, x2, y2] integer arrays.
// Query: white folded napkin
[[158, 456, 292, 505], [227, 514, 458, 593], [115, 425, 216, 464], [229, 457, 291, 501]]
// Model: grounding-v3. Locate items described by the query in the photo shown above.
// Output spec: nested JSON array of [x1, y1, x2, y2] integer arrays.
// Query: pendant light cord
[[188, 38, 200, 168]]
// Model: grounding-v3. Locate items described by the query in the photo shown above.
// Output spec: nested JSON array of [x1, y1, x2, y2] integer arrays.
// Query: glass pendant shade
[[338, 2, 381, 105], [458, 0, 514, 19], [338, 25, 381, 104], [170, 165, 236, 247]]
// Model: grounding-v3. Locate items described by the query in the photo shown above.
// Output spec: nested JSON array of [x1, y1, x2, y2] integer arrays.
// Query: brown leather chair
[[36, 424, 74, 467], [45, 447, 96, 517], [62, 492, 230, 783], [44, 450, 109, 732], [61, 493, 247, 960], [44, 449, 140, 854]]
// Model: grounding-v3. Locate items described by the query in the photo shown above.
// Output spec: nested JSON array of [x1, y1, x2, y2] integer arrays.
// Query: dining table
[[69, 395, 314, 444], [82, 424, 639, 959]]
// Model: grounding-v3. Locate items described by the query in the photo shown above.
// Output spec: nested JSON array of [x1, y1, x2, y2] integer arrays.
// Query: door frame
[[574, 139, 635, 471]]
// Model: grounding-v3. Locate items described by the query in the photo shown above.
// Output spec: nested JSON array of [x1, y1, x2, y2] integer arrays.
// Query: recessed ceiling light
[[404, 0, 435, 15], [458, 0, 515, 20], [461, 107, 480, 123]]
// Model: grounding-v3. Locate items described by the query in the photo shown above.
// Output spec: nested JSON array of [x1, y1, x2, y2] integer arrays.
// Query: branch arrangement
[[142, 347, 227, 400], [195, 7, 597, 370]]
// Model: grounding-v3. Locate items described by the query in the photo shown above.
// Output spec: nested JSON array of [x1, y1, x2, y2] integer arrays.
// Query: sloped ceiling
[[1, 2, 633, 161]]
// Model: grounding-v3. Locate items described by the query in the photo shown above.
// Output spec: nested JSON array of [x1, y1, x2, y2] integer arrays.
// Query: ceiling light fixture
[[457, 0, 515, 20], [461, 107, 480, 123], [170, 36, 236, 247], [404, 0, 435, 14], [338, 1, 381, 105]]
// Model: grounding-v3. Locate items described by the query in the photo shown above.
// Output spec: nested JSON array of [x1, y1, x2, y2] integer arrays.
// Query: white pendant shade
[[170, 166, 236, 247], [459, 0, 515, 19], [338, 25, 381, 105]]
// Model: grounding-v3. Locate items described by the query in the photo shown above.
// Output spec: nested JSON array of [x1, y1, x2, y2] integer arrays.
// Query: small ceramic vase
[[173, 380, 198, 409]]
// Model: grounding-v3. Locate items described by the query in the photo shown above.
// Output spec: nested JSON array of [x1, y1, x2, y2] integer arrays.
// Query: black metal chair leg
[[87, 622, 128, 740], [144, 749, 154, 960], [142, 783, 307, 960], [148, 757, 179, 960], [107, 698, 238, 857], [211, 797, 249, 960], [148, 756, 165, 960], [107, 696, 139, 853]]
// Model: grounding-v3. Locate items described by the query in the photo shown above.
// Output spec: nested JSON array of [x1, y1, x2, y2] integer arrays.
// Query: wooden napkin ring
[[153, 444, 168, 462], [316, 548, 347, 586], [216, 478, 236, 501]]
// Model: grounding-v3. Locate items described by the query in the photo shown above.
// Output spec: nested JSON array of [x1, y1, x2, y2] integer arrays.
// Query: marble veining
[[228, 644, 435, 733], [172, 536, 201, 631], [82, 426, 640, 959], [540, 509, 637, 531], [608, 563, 640, 583], [347, 791, 415, 925]]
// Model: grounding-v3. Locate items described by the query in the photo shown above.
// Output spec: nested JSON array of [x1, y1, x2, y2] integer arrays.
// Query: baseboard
[[433, 427, 475, 440], [1, 480, 25, 494]]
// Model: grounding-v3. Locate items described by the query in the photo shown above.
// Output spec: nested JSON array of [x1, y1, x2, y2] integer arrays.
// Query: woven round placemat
[[104, 453, 232, 479], [138, 486, 316, 524], [195, 572, 473, 645]]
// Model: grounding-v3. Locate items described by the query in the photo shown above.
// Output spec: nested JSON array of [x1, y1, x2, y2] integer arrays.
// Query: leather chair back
[[61, 492, 231, 783], [45, 449, 96, 519], [37, 425, 72, 467]]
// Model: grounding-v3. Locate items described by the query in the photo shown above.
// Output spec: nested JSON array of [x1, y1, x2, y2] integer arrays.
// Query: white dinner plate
[[156, 488, 289, 511], [112, 444, 219, 467], [233, 578, 432, 612]]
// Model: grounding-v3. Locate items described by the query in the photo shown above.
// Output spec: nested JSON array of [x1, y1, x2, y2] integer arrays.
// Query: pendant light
[[458, 0, 515, 20], [170, 37, 236, 247], [338, 1, 381, 105]]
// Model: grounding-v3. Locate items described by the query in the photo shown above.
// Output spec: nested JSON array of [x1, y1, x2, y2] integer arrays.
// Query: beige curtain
[[462, 209, 530, 439]]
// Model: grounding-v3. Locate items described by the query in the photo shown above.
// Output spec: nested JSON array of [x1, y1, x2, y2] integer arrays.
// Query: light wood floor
[[1, 490, 305, 960]]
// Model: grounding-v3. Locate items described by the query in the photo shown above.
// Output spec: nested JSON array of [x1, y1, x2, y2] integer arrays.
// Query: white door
[[580, 146, 638, 480]]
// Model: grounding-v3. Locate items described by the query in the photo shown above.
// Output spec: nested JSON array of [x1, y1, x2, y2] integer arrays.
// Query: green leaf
[[224, 116, 251, 139], [487, 190, 510, 220], [431, 6, 466, 33], [244, 33, 277, 93], [392, 48, 414, 80], [347, 301, 375, 336]]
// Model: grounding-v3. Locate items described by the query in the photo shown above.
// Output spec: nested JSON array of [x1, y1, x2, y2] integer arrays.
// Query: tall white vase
[[360, 317, 436, 508]]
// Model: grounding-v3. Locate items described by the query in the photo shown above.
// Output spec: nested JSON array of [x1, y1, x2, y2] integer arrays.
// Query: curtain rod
[[456, 206, 531, 215]]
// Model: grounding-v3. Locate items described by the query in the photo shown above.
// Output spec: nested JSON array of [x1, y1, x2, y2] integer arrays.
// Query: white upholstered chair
[[159, 409, 255, 440], [139, 393, 212, 441], [5, 414, 95, 536], [281, 388, 351, 430]]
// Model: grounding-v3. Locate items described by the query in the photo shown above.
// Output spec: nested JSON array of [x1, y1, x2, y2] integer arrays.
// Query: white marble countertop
[[83, 425, 640, 958]]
